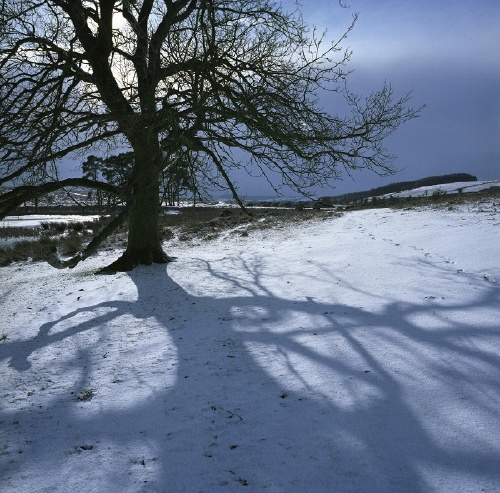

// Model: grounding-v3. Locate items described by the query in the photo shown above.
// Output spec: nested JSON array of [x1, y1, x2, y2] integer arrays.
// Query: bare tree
[[0, 0, 421, 271]]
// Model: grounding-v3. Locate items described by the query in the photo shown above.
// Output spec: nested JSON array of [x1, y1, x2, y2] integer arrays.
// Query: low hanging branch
[[0, 178, 122, 219], [47, 205, 130, 270]]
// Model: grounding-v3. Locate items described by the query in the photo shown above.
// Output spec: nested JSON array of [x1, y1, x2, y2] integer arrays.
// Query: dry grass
[[0, 219, 105, 266], [5, 189, 497, 267], [160, 207, 338, 244], [0, 207, 334, 266]]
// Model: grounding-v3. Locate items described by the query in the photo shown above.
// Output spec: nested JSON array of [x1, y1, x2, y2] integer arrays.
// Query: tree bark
[[101, 142, 175, 272]]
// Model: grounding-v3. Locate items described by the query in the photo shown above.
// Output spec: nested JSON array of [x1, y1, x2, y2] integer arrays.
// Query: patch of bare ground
[[160, 207, 341, 245]]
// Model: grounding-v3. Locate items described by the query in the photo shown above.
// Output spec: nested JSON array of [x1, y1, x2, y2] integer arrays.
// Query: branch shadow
[[1, 257, 500, 492]]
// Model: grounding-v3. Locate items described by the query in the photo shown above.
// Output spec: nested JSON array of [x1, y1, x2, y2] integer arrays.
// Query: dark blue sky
[[269, 0, 499, 196]]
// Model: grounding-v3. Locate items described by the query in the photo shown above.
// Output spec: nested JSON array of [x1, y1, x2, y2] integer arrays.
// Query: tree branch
[[0, 178, 122, 219], [47, 205, 130, 269]]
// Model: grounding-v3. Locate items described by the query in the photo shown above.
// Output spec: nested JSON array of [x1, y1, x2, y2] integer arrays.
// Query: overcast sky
[[60, 1, 499, 198], [270, 0, 500, 196]]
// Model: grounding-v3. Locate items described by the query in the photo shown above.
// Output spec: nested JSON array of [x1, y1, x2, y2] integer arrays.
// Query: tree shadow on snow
[[1, 257, 500, 492]]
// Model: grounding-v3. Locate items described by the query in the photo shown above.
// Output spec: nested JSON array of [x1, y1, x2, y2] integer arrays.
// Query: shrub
[[0, 225, 39, 239], [69, 221, 84, 233], [0, 237, 58, 266], [59, 233, 83, 255]]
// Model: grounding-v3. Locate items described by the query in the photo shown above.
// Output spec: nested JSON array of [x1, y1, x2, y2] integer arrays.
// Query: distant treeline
[[318, 173, 477, 205]]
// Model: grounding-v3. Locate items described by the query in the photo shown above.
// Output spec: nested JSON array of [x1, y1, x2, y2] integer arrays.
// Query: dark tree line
[[319, 173, 478, 205]]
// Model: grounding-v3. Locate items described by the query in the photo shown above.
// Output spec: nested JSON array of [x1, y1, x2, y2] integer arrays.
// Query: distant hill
[[318, 173, 478, 205]]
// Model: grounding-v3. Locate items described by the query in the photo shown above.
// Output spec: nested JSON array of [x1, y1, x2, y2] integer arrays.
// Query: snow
[[0, 215, 103, 228], [379, 180, 500, 198], [1, 200, 499, 492]]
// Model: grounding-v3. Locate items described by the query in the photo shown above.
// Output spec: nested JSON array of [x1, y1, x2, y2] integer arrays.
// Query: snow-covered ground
[[0, 214, 102, 228], [379, 180, 500, 199], [1, 200, 499, 492]]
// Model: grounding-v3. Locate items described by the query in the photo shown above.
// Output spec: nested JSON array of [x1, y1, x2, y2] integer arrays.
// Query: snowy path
[[1, 204, 499, 492]]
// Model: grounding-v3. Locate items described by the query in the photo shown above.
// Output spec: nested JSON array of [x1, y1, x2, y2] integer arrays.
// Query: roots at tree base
[[99, 247, 176, 273]]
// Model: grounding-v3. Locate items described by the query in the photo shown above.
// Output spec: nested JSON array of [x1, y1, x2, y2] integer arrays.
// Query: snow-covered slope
[[379, 179, 500, 198], [1, 201, 499, 492]]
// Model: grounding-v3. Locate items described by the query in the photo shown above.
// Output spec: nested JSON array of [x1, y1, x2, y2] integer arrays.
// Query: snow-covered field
[[0, 214, 102, 228], [380, 179, 500, 199], [1, 200, 499, 492]]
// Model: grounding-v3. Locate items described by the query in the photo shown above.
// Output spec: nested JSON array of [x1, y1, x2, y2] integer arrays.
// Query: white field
[[380, 179, 500, 198], [0, 215, 102, 228], [0, 197, 499, 492]]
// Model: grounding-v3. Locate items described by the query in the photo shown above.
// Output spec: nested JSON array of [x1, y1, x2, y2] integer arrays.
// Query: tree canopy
[[0, 0, 421, 270]]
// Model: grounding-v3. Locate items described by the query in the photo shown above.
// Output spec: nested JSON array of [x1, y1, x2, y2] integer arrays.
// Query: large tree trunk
[[101, 143, 174, 272]]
